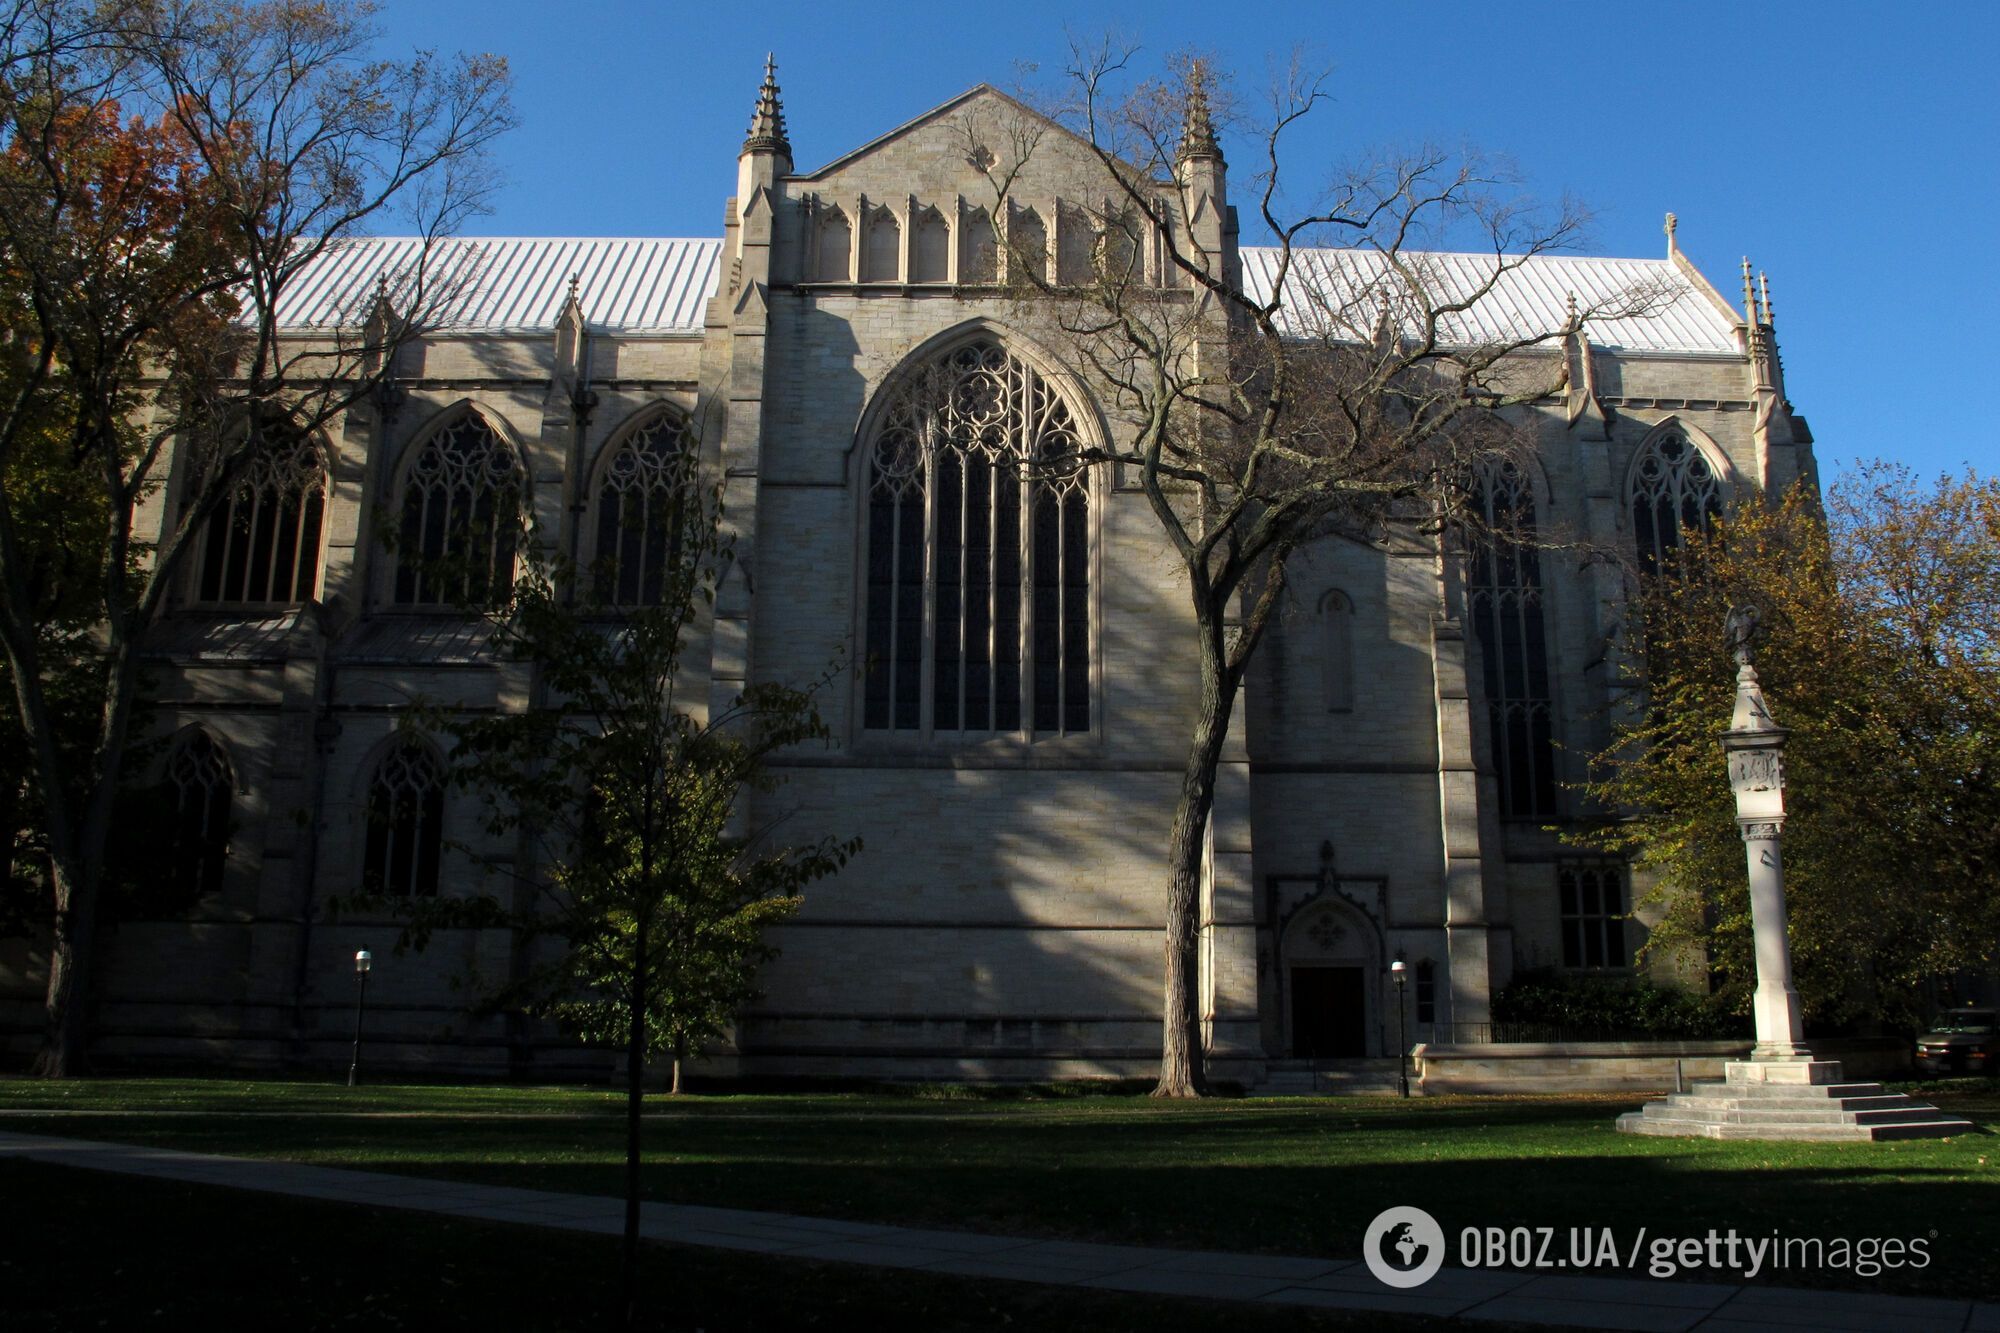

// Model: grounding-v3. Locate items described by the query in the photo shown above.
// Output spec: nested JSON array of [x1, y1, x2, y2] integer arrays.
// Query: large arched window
[[1467, 461, 1555, 819], [1629, 428, 1723, 577], [166, 730, 232, 898], [197, 429, 326, 604], [393, 413, 522, 607], [863, 339, 1090, 737], [593, 412, 694, 606], [362, 740, 443, 897]]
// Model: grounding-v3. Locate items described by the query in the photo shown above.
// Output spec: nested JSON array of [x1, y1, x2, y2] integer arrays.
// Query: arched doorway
[[1281, 899, 1378, 1058]]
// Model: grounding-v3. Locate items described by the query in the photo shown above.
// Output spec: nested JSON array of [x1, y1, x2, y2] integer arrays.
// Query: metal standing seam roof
[[1240, 247, 1740, 355], [274, 236, 1737, 354], [274, 237, 723, 334]]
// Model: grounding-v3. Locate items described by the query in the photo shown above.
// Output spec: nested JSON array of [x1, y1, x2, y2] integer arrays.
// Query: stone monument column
[[1616, 607, 1970, 1136], [1718, 605, 1810, 1060]]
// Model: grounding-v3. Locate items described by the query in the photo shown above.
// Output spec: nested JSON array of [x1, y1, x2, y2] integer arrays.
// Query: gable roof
[[1240, 248, 1740, 356], [273, 235, 1740, 355], [793, 83, 1162, 184], [275, 236, 722, 334]]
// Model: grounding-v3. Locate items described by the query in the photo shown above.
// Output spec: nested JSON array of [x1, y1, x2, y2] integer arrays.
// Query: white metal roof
[[1240, 247, 1739, 355], [275, 237, 722, 334], [275, 236, 1737, 354]]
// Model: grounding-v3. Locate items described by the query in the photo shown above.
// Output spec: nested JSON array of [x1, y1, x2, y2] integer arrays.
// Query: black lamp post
[[347, 948, 371, 1087], [1390, 957, 1410, 1098]]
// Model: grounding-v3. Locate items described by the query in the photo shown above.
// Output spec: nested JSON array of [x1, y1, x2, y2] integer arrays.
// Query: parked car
[[1915, 1008, 1997, 1076]]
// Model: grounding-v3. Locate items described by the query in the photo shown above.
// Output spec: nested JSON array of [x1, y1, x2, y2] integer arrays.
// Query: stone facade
[[0, 75, 1817, 1083]]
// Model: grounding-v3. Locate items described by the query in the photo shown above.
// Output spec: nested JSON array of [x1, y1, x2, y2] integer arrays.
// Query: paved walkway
[[4, 1129, 1994, 1332]]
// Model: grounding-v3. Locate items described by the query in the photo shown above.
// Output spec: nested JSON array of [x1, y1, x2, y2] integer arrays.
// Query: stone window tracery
[[363, 741, 443, 897], [863, 339, 1090, 737], [1559, 863, 1630, 969], [593, 412, 694, 606], [166, 730, 232, 898], [1629, 428, 1723, 577], [812, 205, 851, 282], [960, 206, 997, 283], [393, 413, 523, 608], [1467, 461, 1556, 819], [1007, 206, 1046, 283], [910, 206, 949, 283], [197, 429, 325, 604], [861, 205, 900, 283]]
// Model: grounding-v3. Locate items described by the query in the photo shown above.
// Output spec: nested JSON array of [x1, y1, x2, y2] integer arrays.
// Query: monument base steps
[[1615, 1060, 1973, 1142]]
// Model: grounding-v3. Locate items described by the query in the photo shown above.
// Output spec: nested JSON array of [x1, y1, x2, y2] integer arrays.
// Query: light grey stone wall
[[0, 86, 1820, 1085]]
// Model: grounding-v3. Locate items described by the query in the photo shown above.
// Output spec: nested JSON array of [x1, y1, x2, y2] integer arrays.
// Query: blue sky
[[374, 1, 1997, 486]]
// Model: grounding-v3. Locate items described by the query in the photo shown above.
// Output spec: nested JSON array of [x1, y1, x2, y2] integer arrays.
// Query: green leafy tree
[[354, 473, 856, 1324], [1576, 467, 2000, 1028]]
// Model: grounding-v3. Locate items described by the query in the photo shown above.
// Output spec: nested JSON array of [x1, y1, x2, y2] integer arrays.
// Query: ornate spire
[[1740, 256, 1757, 326], [1664, 211, 1678, 257], [1178, 62, 1221, 164], [743, 53, 790, 156], [1758, 271, 1773, 326]]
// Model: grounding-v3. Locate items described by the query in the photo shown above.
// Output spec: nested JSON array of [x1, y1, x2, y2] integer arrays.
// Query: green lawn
[[3, 1077, 1996, 1302], [0, 1159, 1440, 1332]]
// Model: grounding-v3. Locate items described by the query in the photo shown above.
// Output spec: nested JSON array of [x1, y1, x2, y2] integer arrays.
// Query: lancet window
[[363, 741, 444, 897], [593, 412, 695, 606], [197, 429, 326, 604], [1321, 590, 1355, 714], [1629, 429, 1723, 577], [863, 339, 1090, 737], [166, 730, 232, 898], [393, 413, 523, 608], [1466, 461, 1555, 819]]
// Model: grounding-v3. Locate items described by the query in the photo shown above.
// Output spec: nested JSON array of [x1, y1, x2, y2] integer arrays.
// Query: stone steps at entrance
[[1616, 1060, 1973, 1141], [1251, 1058, 1405, 1098]]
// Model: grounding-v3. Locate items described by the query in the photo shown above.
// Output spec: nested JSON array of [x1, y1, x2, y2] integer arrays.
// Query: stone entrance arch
[[1280, 897, 1382, 1058]]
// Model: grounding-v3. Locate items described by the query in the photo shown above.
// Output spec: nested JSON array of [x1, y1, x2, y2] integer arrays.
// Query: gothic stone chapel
[[0, 66, 1816, 1084]]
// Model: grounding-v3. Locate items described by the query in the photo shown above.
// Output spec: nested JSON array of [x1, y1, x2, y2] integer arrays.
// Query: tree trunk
[[35, 852, 96, 1078], [1153, 610, 1234, 1099], [669, 1035, 687, 1096], [620, 914, 647, 1327]]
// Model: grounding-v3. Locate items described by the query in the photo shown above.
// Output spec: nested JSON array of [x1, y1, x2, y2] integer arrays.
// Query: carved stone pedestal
[[1616, 1059, 1972, 1141]]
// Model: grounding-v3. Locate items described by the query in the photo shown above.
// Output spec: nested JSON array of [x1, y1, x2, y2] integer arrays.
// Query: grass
[[3, 1075, 1997, 1302], [0, 1159, 1443, 1332]]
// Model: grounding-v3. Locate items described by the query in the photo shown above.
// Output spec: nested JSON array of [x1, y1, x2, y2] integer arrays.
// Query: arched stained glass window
[[864, 339, 1090, 737], [197, 429, 325, 604], [594, 413, 694, 606], [1629, 429, 1723, 577], [393, 414, 522, 608], [363, 741, 443, 897], [166, 731, 232, 898], [1467, 461, 1555, 819]]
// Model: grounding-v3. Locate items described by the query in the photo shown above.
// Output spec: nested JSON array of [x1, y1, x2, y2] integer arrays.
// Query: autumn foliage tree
[[1577, 466, 2000, 1027], [0, 0, 512, 1075]]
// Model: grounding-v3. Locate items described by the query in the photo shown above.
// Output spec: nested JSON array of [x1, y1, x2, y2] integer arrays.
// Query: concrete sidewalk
[[3, 1129, 1993, 1332]]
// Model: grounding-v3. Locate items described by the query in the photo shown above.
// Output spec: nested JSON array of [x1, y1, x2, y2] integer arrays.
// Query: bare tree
[[962, 43, 1667, 1095], [0, 0, 513, 1076]]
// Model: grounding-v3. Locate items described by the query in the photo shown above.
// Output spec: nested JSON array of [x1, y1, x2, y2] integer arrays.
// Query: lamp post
[[1390, 957, 1410, 1098], [347, 949, 372, 1087]]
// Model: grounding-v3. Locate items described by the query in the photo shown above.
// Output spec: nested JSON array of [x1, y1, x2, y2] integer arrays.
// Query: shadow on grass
[[9, 1100, 1996, 1299]]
